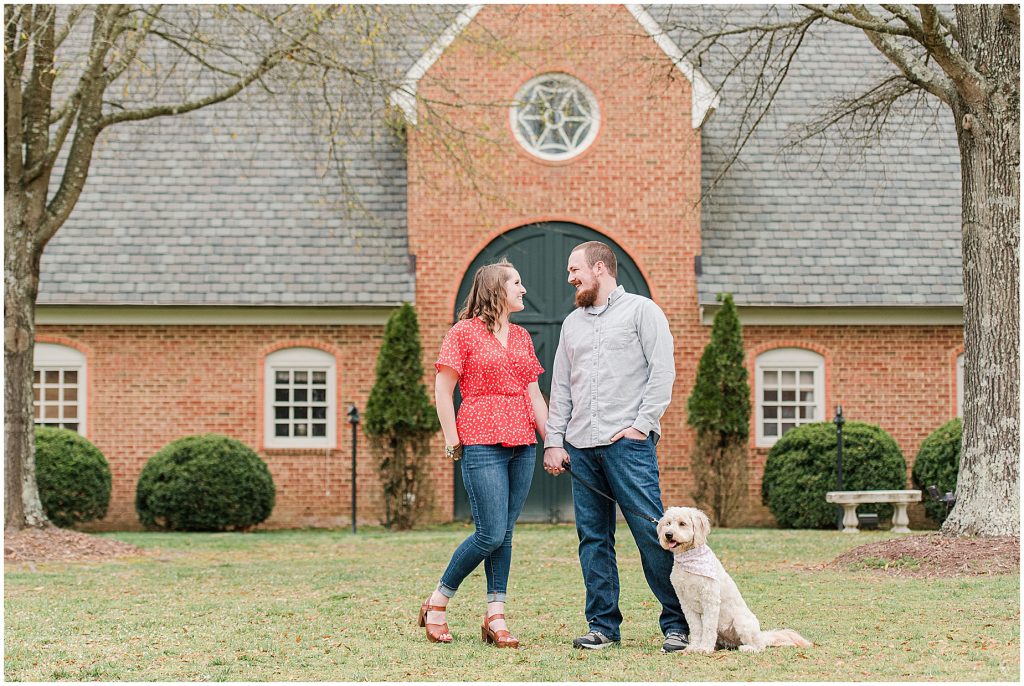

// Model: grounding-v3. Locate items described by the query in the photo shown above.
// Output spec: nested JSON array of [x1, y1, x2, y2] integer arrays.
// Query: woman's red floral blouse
[[435, 317, 544, 446]]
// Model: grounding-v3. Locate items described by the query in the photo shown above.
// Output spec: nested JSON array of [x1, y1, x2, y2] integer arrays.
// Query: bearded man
[[543, 240, 690, 653]]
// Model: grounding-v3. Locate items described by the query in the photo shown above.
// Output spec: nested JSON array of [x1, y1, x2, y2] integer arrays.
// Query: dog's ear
[[693, 509, 711, 546]]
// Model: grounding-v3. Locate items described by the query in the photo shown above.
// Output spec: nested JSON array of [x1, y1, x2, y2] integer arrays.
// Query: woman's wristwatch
[[445, 442, 463, 461]]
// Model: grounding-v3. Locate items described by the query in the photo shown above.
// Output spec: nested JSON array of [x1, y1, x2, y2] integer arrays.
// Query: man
[[544, 240, 690, 653]]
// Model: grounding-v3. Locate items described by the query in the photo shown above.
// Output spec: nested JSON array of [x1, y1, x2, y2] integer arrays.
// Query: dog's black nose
[[665, 531, 673, 540]]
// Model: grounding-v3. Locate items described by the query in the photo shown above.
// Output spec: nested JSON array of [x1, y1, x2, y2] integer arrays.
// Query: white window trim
[[34, 343, 87, 435], [264, 347, 337, 449], [755, 348, 825, 448], [956, 352, 964, 418]]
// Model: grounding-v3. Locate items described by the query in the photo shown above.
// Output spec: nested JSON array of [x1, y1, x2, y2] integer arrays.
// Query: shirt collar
[[585, 284, 625, 315]]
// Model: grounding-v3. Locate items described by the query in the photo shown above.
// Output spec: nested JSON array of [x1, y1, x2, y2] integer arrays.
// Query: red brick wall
[[739, 326, 964, 526], [407, 4, 964, 527], [407, 4, 706, 522], [37, 325, 385, 531]]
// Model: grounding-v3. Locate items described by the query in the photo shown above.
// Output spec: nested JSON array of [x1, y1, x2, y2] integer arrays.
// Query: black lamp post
[[347, 404, 360, 534], [834, 405, 845, 530]]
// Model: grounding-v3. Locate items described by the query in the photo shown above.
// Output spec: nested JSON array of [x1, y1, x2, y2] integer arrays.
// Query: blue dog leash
[[560, 459, 660, 524]]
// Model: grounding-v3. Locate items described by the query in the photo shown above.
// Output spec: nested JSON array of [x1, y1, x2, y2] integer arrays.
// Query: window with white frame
[[755, 348, 825, 447], [511, 73, 600, 161], [33, 343, 87, 434], [956, 352, 964, 418], [264, 348, 336, 448]]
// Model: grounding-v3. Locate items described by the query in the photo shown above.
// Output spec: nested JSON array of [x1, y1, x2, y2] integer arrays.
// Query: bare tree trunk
[[4, 191, 49, 530], [942, 7, 1020, 537]]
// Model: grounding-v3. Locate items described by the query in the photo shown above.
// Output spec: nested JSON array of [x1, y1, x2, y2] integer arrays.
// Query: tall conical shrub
[[686, 293, 751, 526], [364, 303, 441, 529]]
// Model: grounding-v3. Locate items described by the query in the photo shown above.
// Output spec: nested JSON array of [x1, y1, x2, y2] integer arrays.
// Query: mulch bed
[[4, 526, 145, 566], [831, 533, 1020, 578]]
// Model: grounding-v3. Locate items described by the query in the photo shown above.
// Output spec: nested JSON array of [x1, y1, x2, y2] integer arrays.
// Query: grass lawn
[[4, 524, 1019, 681]]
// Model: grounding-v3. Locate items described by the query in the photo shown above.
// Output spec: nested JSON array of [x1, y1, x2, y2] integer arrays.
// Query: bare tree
[[3, 4, 440, 530], [658, 4, 1018, 536]]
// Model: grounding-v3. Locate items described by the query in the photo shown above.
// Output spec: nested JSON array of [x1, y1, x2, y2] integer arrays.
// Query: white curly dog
[[657, 506, 812, 654]]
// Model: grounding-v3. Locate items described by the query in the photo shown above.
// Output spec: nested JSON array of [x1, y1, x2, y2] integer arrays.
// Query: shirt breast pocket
[[604, 326, 637, 351]]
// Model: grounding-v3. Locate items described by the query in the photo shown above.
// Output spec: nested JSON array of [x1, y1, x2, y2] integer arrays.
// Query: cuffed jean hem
[[436, 584, 506, 603]]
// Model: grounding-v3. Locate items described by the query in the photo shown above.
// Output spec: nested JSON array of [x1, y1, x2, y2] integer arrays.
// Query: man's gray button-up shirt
[[544, 285, 675, 449]]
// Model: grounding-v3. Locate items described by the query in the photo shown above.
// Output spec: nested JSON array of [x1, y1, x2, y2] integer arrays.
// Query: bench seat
[[825, 490, 922, 533]]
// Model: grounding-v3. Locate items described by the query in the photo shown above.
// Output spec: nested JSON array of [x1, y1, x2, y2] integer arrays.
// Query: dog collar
[[673, 544, 718, 579]]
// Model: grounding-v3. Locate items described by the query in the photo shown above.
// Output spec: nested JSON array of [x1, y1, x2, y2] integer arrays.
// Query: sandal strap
[[484, 613, 506, 622], [423, 603, 449, 613]]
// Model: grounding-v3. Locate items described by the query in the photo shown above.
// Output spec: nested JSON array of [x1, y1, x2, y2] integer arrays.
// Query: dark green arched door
[[453, 221, 651, 522]]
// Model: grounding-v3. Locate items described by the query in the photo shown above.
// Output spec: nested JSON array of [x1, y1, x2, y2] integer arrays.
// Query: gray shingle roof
[[650, 4, 963, 306], [38, 5, 963, 308], [37, 6, 459, 307]]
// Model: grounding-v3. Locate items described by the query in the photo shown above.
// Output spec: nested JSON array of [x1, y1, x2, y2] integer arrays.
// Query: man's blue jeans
[[438, 444, 535, 602], [566, 436, 689, 641]]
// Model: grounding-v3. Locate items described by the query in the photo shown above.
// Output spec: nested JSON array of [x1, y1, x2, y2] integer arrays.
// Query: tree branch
[[36, 4, 121, 246], [4, 5, 29, 186], [101, 5, 164, 87], [841, 5, 956, 104], [98, 11, 326, 127], [23, 6, 56, 175], [801, 4, 913, 36]]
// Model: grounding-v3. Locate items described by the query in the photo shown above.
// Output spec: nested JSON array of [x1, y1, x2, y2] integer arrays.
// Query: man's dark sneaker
[[572, 630, 618, 650], [661, 632, 690, 653]]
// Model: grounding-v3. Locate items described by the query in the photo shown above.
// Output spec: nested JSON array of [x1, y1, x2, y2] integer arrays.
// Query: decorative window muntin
[[33, 343, 86, 434], [755, 348, 825, 447], [264, 348, 336, 448], [511, 73, 599, 161]]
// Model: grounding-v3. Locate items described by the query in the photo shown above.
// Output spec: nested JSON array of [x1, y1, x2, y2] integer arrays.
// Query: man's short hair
[[572, 241, 618, 278]]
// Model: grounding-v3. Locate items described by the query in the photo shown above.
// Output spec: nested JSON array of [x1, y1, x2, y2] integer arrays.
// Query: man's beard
[[575, 282, 600, 308]]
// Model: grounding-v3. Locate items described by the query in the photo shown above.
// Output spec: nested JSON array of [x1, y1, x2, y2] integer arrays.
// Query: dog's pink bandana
[[674, 544, 719, 579]]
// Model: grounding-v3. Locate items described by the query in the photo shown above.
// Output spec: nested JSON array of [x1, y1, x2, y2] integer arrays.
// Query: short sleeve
[[521, 328, 544, 382], [435, 325, 465, 375]]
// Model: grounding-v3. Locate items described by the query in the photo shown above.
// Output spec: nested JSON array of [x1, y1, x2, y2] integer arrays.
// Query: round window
[[511, 73, 599, 161]]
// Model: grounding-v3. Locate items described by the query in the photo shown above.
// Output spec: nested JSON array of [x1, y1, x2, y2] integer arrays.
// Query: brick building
[[34, 5, 962, 530]]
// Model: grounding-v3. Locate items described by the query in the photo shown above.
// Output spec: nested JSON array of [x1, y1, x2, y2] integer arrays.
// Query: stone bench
[[825, 490, 922, 533]]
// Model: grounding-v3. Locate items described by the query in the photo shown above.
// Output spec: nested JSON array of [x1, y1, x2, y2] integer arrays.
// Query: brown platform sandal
[[481, 612, 520, 648], [418, 600, 452, 643]]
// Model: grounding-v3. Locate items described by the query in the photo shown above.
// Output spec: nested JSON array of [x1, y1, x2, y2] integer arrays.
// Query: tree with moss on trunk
[[686, 293, 751, 527], [364, 303, 441, 530]]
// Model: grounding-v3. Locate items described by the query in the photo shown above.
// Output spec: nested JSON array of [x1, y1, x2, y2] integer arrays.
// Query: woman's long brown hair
[[457, 258, 515, 334]]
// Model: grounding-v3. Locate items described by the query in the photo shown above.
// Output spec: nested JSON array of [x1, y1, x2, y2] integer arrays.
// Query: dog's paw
[[738, 645, 764, 653], [685, 645, 714, 654]]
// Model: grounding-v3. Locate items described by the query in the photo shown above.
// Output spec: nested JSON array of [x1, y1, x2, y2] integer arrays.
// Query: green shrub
[[911, 418, 962, 525], [34, 427, 112, 527], [686, 293, 750, 526], [761, 421, 907, 528], [364, 303, 440, 530], [135, 434, 275, 531]]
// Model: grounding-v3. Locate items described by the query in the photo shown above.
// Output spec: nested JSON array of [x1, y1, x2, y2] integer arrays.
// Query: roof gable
[[389, 3, 719, 128]]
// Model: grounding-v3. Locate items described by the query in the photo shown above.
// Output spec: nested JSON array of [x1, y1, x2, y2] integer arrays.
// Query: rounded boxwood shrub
[[34, 427, 112, 527], [761, 421, 907, 528], [911, 418, 962, 525], [135, 434, 275, 531]]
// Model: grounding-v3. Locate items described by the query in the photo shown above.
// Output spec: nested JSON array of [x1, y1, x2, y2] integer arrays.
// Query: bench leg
[[840, 504, 859, 533], [891, 503, 912, 533]]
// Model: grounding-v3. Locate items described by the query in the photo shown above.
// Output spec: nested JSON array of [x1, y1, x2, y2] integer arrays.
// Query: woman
[[418, 259, 548, 648]]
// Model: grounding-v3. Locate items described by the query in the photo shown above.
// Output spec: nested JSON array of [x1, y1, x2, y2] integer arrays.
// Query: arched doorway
[[453, 221, 651, 522]]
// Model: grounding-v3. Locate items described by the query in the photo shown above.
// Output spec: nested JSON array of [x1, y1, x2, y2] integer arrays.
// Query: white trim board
[[36, 306, 395, 326], [699, 305, 964, 326], [389, 4, 718, 129]]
